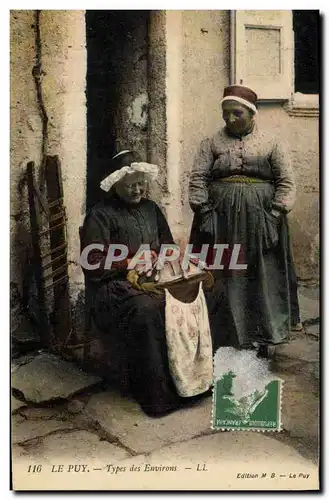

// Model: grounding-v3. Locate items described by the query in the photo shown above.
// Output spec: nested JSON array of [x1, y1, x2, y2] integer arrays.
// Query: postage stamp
[[212, 348, 283, 432]]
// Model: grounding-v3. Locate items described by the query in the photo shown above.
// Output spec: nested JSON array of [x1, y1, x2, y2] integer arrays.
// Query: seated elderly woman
[[81, 150, 212, 417]]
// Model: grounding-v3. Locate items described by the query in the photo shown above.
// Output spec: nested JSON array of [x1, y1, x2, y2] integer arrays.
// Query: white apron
[[164, 282, 213, 397]]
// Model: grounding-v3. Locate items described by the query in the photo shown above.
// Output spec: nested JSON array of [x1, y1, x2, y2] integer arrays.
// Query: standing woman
[[189, 85, 301, 358]]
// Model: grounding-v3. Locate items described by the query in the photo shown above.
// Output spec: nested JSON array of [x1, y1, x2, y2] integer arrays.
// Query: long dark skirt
[[91, 280, 183, 416], [191, 181, 300, 351]]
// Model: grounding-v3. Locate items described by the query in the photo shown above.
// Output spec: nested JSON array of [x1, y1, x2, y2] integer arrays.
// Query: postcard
[[10, 8, 320, 491]]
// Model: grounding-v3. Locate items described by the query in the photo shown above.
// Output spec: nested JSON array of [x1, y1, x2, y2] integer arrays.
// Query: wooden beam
[[26, 161, 50, 346], [45, 156, 72, 349]]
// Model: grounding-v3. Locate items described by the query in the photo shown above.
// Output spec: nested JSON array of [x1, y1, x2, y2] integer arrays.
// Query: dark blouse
[[189, 125, 297, 214], [81, 194, 174, 284]]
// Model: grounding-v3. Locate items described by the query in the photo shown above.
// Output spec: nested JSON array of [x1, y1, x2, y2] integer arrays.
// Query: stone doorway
[[85, 10, 149, 210]]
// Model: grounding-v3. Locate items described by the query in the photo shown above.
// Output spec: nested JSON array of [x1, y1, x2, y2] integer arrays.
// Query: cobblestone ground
[[11, 285, 320, 490]]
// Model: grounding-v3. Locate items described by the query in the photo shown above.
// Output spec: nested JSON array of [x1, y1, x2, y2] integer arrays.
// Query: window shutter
[[232, 10, 294, 100]]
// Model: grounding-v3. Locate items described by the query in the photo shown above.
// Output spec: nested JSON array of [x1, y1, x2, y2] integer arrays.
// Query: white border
[[3, 2, 325, 498]]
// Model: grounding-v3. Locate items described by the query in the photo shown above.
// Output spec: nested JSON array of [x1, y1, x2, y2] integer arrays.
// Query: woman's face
[[114, 172, 147, 204], [222, 100, 254, 135]]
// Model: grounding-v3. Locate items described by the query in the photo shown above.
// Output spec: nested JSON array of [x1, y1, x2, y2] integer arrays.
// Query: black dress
[[81, 193, 184, 416]]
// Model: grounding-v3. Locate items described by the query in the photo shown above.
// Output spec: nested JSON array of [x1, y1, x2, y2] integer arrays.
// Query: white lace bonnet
[[100, 150, 159, 192]]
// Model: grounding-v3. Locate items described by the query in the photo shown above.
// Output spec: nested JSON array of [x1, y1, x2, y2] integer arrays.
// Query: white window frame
[[285, 92, 319, 117]]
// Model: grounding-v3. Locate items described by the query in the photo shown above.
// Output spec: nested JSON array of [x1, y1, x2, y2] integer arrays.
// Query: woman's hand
[[131, 251, 159, 278], [270, 208, 281, 219], [197, 203, 213, 216]]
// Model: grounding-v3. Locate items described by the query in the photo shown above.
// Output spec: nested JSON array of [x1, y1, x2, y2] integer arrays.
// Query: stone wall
[[153, 10, 231, 246], [10, 10, 87, 321], [147, 11, 168, 207], [180, 10, 231, 243], [257, 105, 319, 280], [40, 10, 87, 300], [10, 10, 43, 298]]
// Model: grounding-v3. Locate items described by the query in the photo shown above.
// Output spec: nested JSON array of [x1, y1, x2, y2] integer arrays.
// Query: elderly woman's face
[[222, 100, 254, 135], [114, 172, 147, 204]]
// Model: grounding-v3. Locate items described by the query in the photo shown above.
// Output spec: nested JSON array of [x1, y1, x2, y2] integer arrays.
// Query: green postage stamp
[[212, 347, 283, 432]]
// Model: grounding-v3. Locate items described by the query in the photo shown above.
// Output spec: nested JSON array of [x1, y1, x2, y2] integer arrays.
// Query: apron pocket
[[262, 210, 280, 250], [190, 209, 216, 247]]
